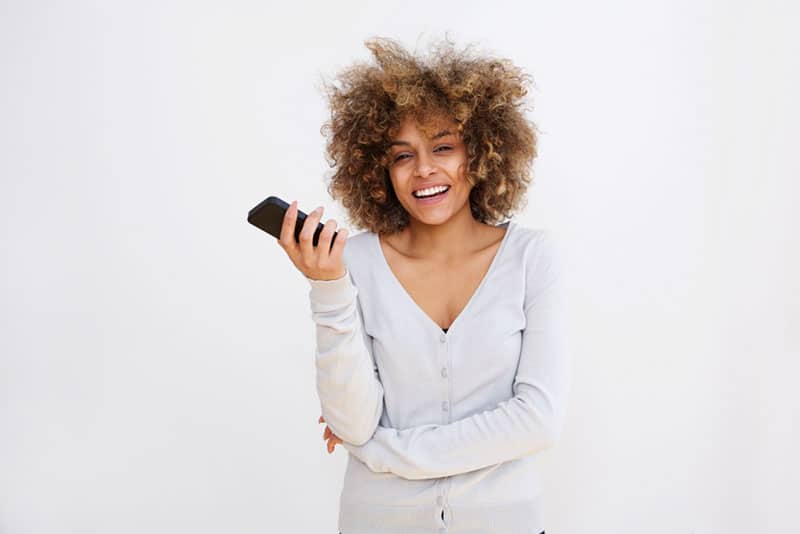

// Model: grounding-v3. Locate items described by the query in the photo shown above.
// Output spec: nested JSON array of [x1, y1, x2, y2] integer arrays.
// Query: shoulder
[[500, 224, 567, 312], [507, 222, 562, 262], [342, 229, 375, 263], [505, 222, 565, 285], [341, 229, 378, 285]]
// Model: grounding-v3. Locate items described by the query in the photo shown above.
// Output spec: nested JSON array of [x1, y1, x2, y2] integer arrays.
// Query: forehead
[[393, 116, 459, 141]]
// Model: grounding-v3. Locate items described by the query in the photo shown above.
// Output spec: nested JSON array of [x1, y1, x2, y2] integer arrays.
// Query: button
[[439, 333, 447, 343], [441, 401, 449, 411], [440, 367, 448, 378], [436, 495, 444, 505]]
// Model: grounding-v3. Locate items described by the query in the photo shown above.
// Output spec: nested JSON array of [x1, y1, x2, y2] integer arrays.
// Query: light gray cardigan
[[308, 221, 570, 534]]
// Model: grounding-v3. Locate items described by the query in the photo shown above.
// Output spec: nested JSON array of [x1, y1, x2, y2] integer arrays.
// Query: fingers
[[322, 424, 338, 445], [328, 226, 348, 264], [319, 218, 338, 259], [282, 204, 348, 281], [299, 205, 323, 261], [278, 200, 300, 255], [327, 434, 342, 454], [318, 416, 341, 453]]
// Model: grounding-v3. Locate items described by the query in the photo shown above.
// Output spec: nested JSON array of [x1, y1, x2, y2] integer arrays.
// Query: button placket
[[440, 333, 450, 420], [440, 334, 449, 380], [437, 469, 451, 530]]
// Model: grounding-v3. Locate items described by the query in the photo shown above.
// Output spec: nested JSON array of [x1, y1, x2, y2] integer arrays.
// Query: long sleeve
[[342, 232, 570, 480], [308, 269, 385, 446]]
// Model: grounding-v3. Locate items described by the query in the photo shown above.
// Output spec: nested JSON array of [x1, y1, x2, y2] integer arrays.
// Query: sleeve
[[308, 269, 385, 446], [341, 231, 571, 480]]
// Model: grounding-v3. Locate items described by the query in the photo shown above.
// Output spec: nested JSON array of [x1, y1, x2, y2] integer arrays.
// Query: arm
[[309, 269, 384, 446], [342, 232, 571, 479]]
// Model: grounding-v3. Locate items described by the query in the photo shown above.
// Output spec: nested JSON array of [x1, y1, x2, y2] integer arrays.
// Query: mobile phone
[[247, 195, 338, 247]]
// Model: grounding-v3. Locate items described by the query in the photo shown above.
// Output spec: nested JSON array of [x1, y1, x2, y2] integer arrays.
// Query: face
[[387, 117, 473, 227]]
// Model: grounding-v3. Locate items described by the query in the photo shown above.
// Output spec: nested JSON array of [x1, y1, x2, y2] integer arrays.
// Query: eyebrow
[[389, 129, 454, 147]]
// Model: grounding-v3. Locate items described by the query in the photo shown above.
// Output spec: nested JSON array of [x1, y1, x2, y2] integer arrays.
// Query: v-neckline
[[373, 221, 514, 338]]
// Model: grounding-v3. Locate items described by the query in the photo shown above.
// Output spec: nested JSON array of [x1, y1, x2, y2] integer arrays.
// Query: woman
[[278, 37, 569, 534]]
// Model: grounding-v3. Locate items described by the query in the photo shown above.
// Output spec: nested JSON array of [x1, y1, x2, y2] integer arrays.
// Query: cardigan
[[307, 220, 570, 534]]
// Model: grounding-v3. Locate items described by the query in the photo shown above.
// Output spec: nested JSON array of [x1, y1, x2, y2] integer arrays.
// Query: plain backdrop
[[2, 1, 798, 533]]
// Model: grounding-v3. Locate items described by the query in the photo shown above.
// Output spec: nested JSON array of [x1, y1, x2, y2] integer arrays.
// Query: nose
[[413, 151, 436, 177]]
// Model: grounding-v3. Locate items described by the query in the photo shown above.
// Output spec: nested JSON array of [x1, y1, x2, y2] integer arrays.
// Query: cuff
[[342, 439, 386, 473], [307, 269, 356, 308]]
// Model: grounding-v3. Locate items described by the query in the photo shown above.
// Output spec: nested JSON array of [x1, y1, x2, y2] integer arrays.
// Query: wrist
[[306, 269, 347, 282], [307, 268, 354, 308]]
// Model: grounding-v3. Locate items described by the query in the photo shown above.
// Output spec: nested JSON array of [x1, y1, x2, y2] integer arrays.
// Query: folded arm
[[342, 232, 571, 479], [308, 270, 384, 446]]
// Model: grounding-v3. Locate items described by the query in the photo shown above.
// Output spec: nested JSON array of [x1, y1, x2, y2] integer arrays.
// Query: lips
[[413, 186, 450, 205], [412, 184, 451, 199]]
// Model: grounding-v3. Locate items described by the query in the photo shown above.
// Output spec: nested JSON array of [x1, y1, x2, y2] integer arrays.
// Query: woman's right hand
[[278, 200, 349, 281]]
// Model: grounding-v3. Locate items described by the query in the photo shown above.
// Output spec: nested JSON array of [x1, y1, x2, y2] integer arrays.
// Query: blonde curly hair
[[321, 37, 539, 234]]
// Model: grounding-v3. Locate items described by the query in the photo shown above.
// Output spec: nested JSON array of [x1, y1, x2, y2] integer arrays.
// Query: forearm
[[342, 382, 563, 480], [309, 270, 384, 445]]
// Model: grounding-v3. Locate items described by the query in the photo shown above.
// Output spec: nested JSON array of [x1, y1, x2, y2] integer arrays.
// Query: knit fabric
[[308, 221, 570, 533]]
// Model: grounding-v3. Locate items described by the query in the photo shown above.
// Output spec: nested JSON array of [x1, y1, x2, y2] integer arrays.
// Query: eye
[[393, 153, 411, 162], [434, 145, 453, 153]]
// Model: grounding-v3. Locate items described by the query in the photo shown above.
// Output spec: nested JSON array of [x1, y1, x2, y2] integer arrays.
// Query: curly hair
[[321, 37, 538, 235]]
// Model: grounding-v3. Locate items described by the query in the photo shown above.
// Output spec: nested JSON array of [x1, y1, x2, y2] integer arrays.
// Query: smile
[[412, 185, 450, 199]]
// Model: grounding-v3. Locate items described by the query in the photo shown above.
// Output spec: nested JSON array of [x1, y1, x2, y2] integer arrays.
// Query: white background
[[2, 1, 798, 532]]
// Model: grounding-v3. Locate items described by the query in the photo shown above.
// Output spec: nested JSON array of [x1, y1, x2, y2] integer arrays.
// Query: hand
[[318, 415, 343, 454], [278, 201, 349, 281]]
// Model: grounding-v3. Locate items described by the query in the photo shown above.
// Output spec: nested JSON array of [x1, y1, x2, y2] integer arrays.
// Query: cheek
[[386, 172, 411, 205], [454, 161, 469, 184], [388, 169, 409, 192]]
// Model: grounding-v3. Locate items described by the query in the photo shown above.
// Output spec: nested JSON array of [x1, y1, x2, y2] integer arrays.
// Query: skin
[[280, 116, 503, 453], [384, 117, 492, 261]]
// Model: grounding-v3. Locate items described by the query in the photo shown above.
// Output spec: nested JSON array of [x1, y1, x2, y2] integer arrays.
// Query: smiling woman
[[276, 36, 569, 534]]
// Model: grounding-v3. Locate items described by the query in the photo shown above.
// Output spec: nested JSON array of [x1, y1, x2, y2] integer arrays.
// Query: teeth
[[413, 185, 450, 198]]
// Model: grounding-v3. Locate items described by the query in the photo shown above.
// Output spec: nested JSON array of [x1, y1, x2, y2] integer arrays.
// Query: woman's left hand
[[318, 415, 342, 453]]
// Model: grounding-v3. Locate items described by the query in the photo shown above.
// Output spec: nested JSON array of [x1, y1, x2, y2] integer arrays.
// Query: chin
[[410, 213, 453, 226]]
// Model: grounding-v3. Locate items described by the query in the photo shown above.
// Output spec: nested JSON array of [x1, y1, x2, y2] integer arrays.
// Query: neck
[[401, 207, 488, 261]]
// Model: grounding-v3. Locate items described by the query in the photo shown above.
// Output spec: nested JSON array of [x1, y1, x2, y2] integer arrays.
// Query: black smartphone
[[247, 195, 338, 247]]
